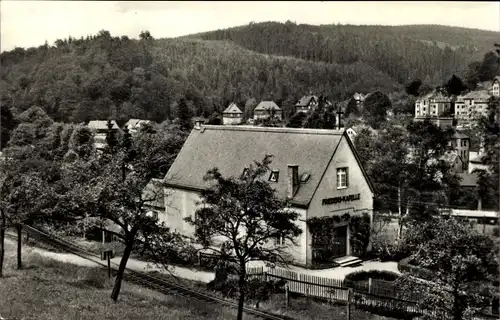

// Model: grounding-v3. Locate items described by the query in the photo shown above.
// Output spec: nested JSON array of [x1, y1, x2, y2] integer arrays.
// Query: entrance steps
[[334, 255, 362, 267]]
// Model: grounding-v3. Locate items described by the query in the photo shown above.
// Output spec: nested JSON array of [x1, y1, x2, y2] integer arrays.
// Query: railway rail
[[7, 225, 293, 320]]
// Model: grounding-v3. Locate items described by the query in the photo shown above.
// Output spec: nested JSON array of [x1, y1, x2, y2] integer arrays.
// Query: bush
[[345, 270, 400, 282], [397, 257, 435, 281], [207, 277, 286, 302], [371, 241, 410, 262], [76, 267, 111, 289]]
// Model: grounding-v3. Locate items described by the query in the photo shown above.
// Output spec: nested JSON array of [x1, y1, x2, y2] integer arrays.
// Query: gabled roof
[[88, 120, 119, 131], [295, 95, 318, 107], [353, 93, 366, 101], [125, 119, 151, 129], [493, 76, 500, 84], [223, 103, 243, 114], [458, 172, 478, 187], [164, 125, 373, 208], [254, 101, 281, 111]]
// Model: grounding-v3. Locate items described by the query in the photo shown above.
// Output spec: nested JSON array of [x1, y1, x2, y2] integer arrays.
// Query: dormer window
[[268, 170, 279, 183], [300, 173, 311, 183], [242, 167, 249, 178]]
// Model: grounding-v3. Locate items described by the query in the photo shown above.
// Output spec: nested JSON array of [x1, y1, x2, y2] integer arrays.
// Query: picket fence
[[246, 266, 422, 314]]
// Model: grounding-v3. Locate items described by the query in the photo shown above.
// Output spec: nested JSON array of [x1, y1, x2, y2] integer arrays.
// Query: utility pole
[[336, 104, 344, 130]]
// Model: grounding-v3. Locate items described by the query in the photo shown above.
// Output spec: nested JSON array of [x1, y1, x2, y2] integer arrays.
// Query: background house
[[294, 95, 318, 114], [160, 125, 374, 268], [253, 101, 283, 120], [87, 120, 120, 151], [222, 102, 243, 125], [125, 119, 152, 133]]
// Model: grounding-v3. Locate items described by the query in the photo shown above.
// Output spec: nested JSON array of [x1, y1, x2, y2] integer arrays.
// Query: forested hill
[[186, 21, 500, 85], [0, 31, 399, 124], [1, 23, 498, 126]]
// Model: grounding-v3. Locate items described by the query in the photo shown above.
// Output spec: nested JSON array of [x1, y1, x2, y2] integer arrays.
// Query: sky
[[1, 1, 499, 52]]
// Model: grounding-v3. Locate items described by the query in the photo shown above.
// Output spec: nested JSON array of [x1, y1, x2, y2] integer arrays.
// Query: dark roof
[[223, 103, 243, 114], [458, 172, 478, 187], [452, 132, 469, 139], [295, 95, 318, 107], [142, 178, 165, 208], [164, 125, 373, 208], [493, 76, 500, 84], [254, 101, 281, 111]]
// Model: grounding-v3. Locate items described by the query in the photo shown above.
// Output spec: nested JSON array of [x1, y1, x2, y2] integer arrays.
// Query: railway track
[[8, 225, 293, 320]]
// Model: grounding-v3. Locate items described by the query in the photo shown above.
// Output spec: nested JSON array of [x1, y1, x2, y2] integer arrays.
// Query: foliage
[[176, 98, 193, 131], [444, 75, 467, 96], [207, 277, 286, 303], [474, 96, 499, 210], [348, 212, 371, 257], [193, 22, 496, 86], [397, 217, 499, 320], [362, 91, 391, 129], [185, 155, 302, 320], [405, 79, 422, 96], [286, 111, 308, 128], [302, 97, 337, 129], [0, 103, 18, 149]]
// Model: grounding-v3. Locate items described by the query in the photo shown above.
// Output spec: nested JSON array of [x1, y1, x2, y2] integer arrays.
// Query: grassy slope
[[0, 241, 257, 320], [0, 239, 397, 320]]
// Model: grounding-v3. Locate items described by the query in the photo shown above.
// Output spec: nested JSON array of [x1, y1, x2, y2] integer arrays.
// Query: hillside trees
[[185, 155, 302, 320], [362, 91, 391, 129], [474, 96, 499, 210]]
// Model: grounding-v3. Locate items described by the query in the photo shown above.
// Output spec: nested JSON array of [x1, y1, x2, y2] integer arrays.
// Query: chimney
[[287, 165, 299, 199], [194, 119, 204, 130]]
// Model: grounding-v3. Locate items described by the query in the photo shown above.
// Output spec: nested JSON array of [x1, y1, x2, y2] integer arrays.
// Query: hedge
[[397, 257, 435, 281], [345, 270, 400, 282]]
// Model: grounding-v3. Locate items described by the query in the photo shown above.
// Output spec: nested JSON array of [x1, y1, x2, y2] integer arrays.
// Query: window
[[242, 167, 249, 178], [268, 170, 279, 182], [336, 168, 348, 189]]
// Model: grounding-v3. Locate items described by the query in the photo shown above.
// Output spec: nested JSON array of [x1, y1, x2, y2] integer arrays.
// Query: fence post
[[347, 288, 353, 320], [197, 251, 201, 266], [107, 251, 111, 279], [368, 277, 372, 294], [263, 271, 267, 282], [285, 283, 289, 313]]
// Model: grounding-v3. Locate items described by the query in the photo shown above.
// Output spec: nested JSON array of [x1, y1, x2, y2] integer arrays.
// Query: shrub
[[397, 257, 435, 281], [207, 277, 286, 302], [371, 241, 410, 262], [345, 270, 400, 282], [76, 267, 111, 289]]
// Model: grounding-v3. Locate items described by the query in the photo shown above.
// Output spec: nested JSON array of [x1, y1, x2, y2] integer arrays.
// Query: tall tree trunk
[[0, 210, 5, 278], [17, 224, 22, 269], [452, 289, 463, 320], [236, 265, 247, 320], [110, 239, 134, 302], [397, 186, 402, 241]]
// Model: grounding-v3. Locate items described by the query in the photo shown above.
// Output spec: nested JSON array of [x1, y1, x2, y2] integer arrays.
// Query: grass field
[[0, 240, 258, 320], [0, 239, 399, 320]]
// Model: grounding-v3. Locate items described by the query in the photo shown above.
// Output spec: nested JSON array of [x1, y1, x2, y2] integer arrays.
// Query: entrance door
[[331, 225, 347, 258], [311, 224, 348, 265]]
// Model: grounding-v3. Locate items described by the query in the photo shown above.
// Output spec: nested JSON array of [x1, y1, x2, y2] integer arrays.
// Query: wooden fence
[[246, 266, 422, 314]]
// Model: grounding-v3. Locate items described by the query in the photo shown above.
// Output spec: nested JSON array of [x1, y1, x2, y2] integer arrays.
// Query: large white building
[[454, 90, 490, 124], [414, 92, 452, 118], [155, 125, 374, 268]]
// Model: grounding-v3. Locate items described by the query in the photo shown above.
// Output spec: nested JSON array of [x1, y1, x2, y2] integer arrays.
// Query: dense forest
[[189, 22, 500, 84], [1, 22, 499, 132]]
